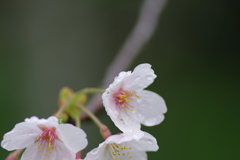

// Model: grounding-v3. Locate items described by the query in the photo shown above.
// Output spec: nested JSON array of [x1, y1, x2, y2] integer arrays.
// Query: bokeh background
[[0, 0, 240, 159]]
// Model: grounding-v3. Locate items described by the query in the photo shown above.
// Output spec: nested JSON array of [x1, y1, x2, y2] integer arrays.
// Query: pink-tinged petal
[[124, 63, 156, 91], [1, 122, 41, 151], [102, 71, 132, 119], [56, 124, 88, 153], [132, 90, 167, 126], [103, 88, 141, 133], [21, 143, 57, 160], [102, 63, 167, 132]]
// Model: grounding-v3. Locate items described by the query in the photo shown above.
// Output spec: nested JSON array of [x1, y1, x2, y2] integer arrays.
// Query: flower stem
[[54, 96, 72, 118], [77, 103, 112, 139], [77, 104, 102, 128], [75, 116, 81, 128]]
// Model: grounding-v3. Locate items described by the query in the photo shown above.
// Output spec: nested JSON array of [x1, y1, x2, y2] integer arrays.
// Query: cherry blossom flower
[[102, 63, 167, 132], [1, 116, 88, 160], [84, 131, 158, 160]]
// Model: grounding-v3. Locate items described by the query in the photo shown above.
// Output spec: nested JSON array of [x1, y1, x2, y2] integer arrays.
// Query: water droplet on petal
[[146, 76, 153, 80], [137, 113, 143, 118], [133, 134, 139, 139], [28, 133, 34, 136], [144, 117, 157, 126], [92, 149, 98, 154], [136, 98, 142, 103], [146, 139, 153, 144], [2, 140, 10, 148]]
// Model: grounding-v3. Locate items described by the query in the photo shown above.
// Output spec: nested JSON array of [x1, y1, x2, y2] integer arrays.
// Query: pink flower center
[[36, 125, 58, 156], [114, 90, 139, 112]]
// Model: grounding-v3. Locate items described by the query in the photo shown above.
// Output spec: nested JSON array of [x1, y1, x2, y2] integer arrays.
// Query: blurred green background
[[0, 0, 239, 159]]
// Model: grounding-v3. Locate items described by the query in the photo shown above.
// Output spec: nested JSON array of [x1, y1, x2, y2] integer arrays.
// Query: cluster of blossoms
[[1, 63, 167, 160]]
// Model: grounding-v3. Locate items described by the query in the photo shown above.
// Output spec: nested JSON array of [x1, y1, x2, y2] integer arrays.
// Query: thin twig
[[54, 97, 72, 118], [82, 0, 167, 119], [78, 104, 103, 128]]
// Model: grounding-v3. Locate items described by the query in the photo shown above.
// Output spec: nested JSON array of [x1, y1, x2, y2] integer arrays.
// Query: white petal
[[105, 131, 144, 144], [109, 110, 141, 133], [21, 143, 57, 160], [102, 71, 131, 119], [124, 63, 156, 91], [21, 140, 75, 160], [84, 142, 107, 160], [103, 90, 141, 133], [100, 151, 113, 160], [56, 123, 88, 153], [109, 137, 147, 160], [25, 116, 59, 128], [84, 148, 99, 160], [130, 132, 159, 152], [54, 140, 76, 160], [127, 149, 147, 160], [1, 122, 41, 151], [109, 71, 132, 91], [132, 90, 167, 126], [46, 116, 59, 125], [102, 95, 119, 120], [85, 133, 149, 160], [24, 116, 40, 123]]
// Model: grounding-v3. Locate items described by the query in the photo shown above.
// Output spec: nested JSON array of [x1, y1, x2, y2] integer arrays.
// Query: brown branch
[[81, 0, 167, 119]]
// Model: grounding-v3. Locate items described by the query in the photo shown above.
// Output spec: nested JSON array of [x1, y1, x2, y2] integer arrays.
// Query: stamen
[[109, 143, 133, 159], [35, 125, 58, 156], [114, 90, 139, 112]]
